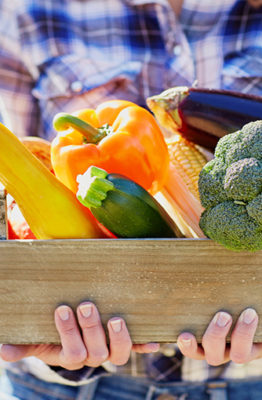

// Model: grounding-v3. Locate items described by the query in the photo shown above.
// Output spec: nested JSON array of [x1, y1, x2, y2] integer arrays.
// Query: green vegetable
[[198, 120, 262, 252], [76, 166, 183, 238]]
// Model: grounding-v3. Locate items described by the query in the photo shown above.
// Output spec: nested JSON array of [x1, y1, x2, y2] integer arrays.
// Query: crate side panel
[[0, 239, 261, 344]]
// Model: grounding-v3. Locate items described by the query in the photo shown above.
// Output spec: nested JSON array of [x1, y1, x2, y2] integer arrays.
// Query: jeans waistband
[[4, 369, 262, 400], [78, 374, 229, 400]]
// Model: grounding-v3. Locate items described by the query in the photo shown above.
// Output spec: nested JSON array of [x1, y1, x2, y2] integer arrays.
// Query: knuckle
[[61, 326, 77, 337], [65, 349, 87, 364], [87, 350, 109, 367], [202, 336, 225, 351], [82, 321, 101, 332]]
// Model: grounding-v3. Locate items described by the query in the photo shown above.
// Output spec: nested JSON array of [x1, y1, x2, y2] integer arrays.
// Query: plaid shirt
[[0, 0, 262, 387]]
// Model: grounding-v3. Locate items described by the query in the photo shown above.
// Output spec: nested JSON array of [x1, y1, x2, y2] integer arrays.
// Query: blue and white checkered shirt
[[0, 0, 262, 387]]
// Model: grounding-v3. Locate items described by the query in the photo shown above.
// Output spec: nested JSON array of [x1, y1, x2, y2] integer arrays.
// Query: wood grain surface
[[0, 238, 261, 344]]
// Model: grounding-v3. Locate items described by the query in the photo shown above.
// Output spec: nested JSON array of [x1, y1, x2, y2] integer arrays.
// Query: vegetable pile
[[0, 89, 261, 252], [198, 121, 262, 252]]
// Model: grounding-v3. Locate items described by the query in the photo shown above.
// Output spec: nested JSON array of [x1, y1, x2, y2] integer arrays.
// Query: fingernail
[[110, 319, 122, 333], [240, 308, 257, 324], [213, 312, 231, 327], [79, 303, 92, 318], [57, 306, 70, 321], [179, 338, 192, 347]]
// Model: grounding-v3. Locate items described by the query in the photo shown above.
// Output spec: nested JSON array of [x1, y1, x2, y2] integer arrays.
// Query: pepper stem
[[53, 113, 107, 144], [76, 166, 115, 208]]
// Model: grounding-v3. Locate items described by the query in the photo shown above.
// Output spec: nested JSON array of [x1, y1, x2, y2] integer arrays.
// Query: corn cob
[[155, 133, 209, 238], [166, 134, 207, 201]]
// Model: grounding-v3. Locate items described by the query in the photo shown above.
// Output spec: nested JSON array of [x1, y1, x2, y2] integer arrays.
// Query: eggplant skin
[[147, 87, 262, 151]]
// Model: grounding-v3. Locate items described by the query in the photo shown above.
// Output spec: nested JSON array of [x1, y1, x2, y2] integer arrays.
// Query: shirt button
[[70, 80, 83, 93], [173, 44, 182, 56], [156, 395, 178, 400]]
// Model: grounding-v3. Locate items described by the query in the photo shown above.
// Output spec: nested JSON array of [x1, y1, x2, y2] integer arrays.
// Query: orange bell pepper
[[51, 100, 169, 195]]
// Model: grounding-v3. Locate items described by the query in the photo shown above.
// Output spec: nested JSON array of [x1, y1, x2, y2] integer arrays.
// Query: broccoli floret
[[247, 193, 262, 225], [215, 120, 262, 165], [224, 158, 262, 201], [226, 121, 262, 165], [214, 130, 242, 163], [200, 202, 262, 251], [198, 120, 262, 252], [198, 159, 228, 208]]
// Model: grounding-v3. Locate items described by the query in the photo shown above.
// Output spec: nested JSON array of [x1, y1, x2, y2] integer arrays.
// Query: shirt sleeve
[[221, 2, 262, 95], [0, 1, 40, 137], [222, 48, 262, 95]]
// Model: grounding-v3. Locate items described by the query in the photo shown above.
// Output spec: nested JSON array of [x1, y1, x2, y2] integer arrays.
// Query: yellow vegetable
[[166, 134, 207, 201], [156, 134, 208, 238], [0, 123, 103, 239]]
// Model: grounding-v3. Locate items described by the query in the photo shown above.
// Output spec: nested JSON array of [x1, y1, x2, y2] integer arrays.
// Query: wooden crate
[[0, 188, 262, 344]]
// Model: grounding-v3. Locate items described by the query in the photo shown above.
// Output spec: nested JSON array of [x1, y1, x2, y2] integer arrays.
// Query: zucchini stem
[[77, 166, 115, 208]]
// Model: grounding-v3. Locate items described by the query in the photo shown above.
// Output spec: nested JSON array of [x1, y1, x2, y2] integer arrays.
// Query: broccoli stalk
[[198, 120, 262, 252]]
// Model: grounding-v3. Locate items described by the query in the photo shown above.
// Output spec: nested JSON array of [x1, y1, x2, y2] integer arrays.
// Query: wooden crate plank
[[0, 239, 261, 344]]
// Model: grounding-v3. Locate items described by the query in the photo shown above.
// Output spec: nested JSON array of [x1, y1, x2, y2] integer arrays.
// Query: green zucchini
[[77, 166, 183, 238]]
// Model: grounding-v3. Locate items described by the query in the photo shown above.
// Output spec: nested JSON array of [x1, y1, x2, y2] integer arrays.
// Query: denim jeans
[[2, 369, 262, 400]]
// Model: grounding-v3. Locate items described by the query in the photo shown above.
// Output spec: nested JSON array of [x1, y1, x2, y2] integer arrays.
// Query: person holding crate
[[0, 0, 262, 399]]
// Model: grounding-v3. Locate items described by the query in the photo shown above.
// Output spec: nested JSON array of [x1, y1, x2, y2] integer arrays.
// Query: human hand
[[0, 302, 159, 370], [177, 308, 262, 366]]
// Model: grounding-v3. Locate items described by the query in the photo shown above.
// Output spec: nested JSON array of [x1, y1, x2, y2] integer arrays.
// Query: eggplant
[[146, 86, 262, 150]]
